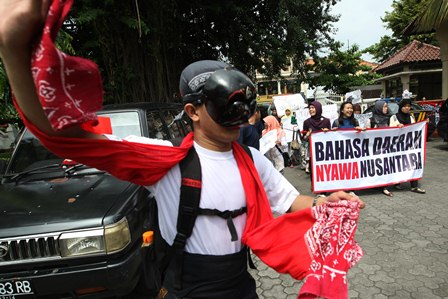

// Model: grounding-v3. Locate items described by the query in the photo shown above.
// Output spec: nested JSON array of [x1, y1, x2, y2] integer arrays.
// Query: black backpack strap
[[172, 146, 202, 290], [198, 207, 247, 241]]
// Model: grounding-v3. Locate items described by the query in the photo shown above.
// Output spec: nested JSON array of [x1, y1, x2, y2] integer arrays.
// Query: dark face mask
[[183, 69, 257, 127]]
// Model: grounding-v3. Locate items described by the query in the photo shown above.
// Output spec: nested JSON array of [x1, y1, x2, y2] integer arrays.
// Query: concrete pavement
[[249, 138, 448, 299]]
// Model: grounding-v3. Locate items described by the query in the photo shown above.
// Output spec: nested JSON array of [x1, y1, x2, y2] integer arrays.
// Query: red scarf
[[16, 1, 363, 297]]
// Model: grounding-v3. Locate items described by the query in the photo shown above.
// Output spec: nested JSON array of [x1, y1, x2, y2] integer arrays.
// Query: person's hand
[[398, 124, 404, 128], [0, 0, 51, 56], [324, 190, 365, 209], [331, 127, 338, 131], [355, 126, 365, 132], [305, 129, 312, 138], [322, 128, 329, 132]]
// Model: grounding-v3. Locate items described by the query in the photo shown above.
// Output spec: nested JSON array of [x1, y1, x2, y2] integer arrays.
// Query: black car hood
[[0, 172, 140, 237]]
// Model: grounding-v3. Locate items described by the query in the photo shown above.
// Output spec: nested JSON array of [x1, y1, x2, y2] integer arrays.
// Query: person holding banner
[[371, 100, 392, 129], [370, 100, 400, 196], [302, 101, 331, 189], [389, 98, 426, 194], [331, 101, 363, 131], [281, 108, 296, 167], [281, 108, 293, 123]]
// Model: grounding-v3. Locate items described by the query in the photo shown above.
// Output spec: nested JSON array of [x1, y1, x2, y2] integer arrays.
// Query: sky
[[330, 0, 394, 62]]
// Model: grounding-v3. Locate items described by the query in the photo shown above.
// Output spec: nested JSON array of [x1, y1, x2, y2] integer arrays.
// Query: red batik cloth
[[298, 201, 363, 299], [15, 1, 363, 298], [31, 0, 103, 131]]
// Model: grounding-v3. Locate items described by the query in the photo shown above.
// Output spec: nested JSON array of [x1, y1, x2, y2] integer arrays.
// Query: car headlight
[[59, 229, 105, 257], [59, 218, 131, 257], [104, 218, 131, 254]]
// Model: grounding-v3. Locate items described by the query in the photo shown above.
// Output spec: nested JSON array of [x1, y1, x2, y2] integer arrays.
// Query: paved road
[[250, 137, 448, 299], [125, 137, 448, 299]]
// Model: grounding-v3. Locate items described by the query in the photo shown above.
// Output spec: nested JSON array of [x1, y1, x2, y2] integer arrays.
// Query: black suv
[[0, 103, 190, 298]]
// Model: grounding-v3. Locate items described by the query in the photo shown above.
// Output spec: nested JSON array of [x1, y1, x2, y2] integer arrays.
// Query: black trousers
[[161, 248, 258, 299]]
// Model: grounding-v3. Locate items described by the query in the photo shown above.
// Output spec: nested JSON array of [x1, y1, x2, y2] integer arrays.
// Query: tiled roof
[[374, 40, 440, 72]]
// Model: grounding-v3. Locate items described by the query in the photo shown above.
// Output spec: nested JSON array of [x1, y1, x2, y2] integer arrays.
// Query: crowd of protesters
[[244, 94, 429, 197]]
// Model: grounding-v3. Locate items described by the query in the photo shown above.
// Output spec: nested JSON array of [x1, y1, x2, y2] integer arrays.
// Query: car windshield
[[7, 111, 144, 175], [100, 111, 142, 138]]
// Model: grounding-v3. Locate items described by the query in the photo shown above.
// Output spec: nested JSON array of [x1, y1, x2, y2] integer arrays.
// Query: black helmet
[[180, 60, 257, 127]]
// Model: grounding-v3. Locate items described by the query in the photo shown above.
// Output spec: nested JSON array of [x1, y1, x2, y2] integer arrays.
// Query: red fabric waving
[[31, 0, 103, 131]]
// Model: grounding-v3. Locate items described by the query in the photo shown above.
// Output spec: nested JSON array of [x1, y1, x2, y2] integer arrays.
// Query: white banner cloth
[[310, 122, 427, 192], [259, 129, 278, 155], [273, 94, 307, 117]]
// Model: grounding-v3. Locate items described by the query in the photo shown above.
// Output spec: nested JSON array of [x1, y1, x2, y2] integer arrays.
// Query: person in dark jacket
[[238, 107, 263, 150], [389, 98, 426, 194]]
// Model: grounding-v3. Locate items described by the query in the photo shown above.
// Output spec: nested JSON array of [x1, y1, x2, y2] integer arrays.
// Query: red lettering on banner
[[315, 162, 359, 182]]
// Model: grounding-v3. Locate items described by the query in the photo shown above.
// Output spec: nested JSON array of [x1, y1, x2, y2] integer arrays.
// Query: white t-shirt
[[110, 135, 299, 255]]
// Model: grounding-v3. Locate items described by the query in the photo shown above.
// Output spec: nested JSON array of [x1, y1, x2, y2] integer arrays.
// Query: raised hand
[[0, 0, 51, 56]]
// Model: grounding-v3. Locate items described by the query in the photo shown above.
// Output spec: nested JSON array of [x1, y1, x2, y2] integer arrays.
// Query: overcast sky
[[330, 0, 394, 62]]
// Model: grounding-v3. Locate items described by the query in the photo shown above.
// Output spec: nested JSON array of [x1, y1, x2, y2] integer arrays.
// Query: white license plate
[[0, 279, 34, 298]]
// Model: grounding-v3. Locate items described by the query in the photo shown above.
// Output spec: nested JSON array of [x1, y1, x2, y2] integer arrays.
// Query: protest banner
[[354, 112, 372, 129], [273, 94, 307, 117], [281, 118, 296, 142], [310, 122, 427, 192], [259, 129, 278, 155], [345, 90, 362, 104]]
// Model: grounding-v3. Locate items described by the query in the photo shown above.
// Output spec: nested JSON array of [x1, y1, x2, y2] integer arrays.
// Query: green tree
[[307, 42, 381, 94], [65, 0, 340, 104], [365, 0, 438, 62]]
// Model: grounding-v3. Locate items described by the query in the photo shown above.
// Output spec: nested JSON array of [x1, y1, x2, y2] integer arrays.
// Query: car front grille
[[0, 236, 60, 264]]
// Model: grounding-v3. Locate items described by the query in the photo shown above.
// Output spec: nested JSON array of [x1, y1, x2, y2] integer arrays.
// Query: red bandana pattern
[[31, 0, 103, 131], [299, 201, 363, 299]]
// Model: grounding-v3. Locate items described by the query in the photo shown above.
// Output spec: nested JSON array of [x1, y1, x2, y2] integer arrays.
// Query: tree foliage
[[308, 42, 381, 94], [365, 0, 438, 62], [63, 0, 340, 104], [0, 1, 340, 108]]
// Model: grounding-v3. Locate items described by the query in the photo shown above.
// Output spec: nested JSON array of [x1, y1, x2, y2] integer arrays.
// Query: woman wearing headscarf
[[370, 100, 394, 197], [371, 100, 391, 128], [389, 98, 426, 194], [262, 115, 288, 173], [302, 101, 331, 188]]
